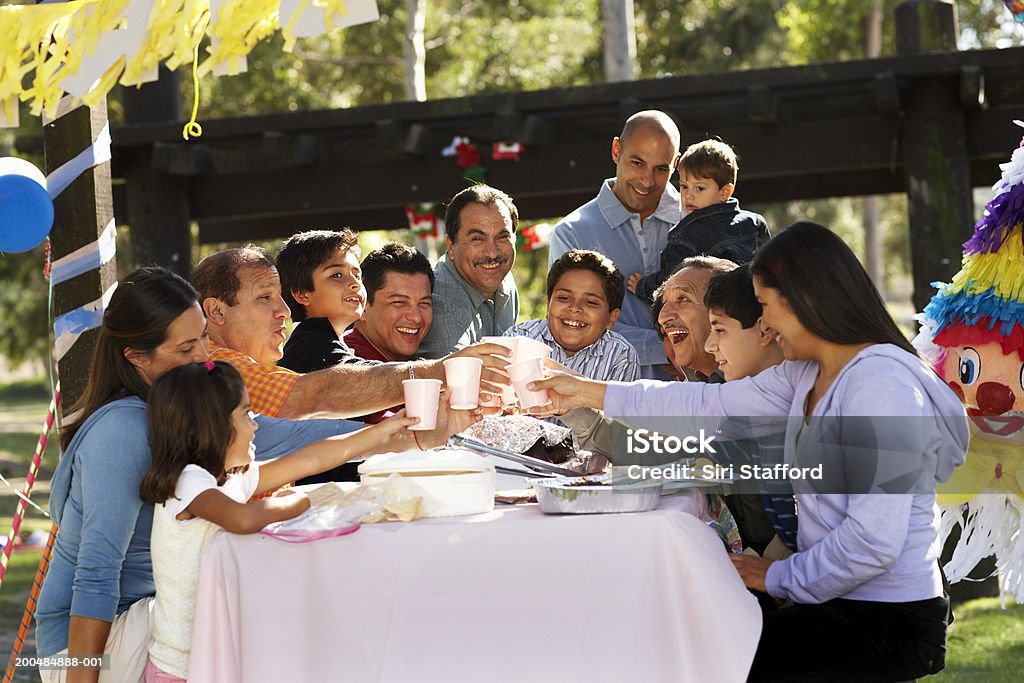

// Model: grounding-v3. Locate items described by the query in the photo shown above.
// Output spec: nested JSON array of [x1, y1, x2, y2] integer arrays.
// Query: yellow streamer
[[0, 0, 356, 123], [182, 10, 209, 141]]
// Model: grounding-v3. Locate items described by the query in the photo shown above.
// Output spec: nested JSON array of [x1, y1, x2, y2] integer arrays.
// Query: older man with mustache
[[419, 184, 521, 358], [655, 256, 736, 382]]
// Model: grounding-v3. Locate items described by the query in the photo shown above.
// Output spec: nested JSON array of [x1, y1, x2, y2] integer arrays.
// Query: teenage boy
[[703, 265, 796, 556], [276, 229, 374, 373], [628, 139, 770, 302], [505, 250, 639, 382]]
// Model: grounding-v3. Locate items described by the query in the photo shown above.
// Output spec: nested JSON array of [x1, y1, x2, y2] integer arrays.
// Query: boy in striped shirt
[[505, 249, 639, 383]]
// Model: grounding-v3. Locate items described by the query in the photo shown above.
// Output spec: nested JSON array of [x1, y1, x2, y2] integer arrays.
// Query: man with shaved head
[[548, 110, 682, 379]]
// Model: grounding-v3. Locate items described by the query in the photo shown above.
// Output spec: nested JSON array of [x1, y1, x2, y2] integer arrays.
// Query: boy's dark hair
[[361, 242, 435, 304], [275, 229, 360, 321], [140, 361, 248, 505], [678, 139, 738, 188], [444, 184, 519, 243], [704, 264, 761, 329], [546, 249, 625, 312], [191, 245, 274, 306]]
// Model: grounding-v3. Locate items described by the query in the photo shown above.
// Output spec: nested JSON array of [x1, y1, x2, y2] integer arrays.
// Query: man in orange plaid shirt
[[192, 246, 510, 420]]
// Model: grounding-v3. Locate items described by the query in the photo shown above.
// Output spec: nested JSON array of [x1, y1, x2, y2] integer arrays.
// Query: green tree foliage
[[0, 246, 50, 366], [777, 0, 1015, 64], [425, 1, 602, 96], [634, 0, 788, 77]]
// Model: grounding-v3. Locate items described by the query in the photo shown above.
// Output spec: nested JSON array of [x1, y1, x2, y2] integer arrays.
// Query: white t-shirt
[[148, 464, 260, 679]]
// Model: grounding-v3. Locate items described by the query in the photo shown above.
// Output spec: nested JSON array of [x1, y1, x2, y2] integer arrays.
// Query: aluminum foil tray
[[531, 474, 663, 515]]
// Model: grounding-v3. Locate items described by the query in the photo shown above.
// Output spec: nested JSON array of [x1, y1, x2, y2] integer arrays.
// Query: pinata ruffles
[[915, 120, 1024, 601]]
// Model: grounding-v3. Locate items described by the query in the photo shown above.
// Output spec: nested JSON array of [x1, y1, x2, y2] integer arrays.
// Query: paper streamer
[[45, 122, 112, 199], [53, 282, 117, 362], [2, 522, 57, 683], [48, 217, 116, 286], [0, 386, 59, 591]]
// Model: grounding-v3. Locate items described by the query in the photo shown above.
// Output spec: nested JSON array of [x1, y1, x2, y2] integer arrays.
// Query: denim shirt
[[418, 254, 519, 359], [633, 197, 770, 302]]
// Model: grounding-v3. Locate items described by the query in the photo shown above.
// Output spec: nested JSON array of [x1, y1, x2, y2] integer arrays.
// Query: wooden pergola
[[113, 42, 1024, 310]]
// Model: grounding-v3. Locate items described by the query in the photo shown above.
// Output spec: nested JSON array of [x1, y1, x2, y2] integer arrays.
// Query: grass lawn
[[929, 597, 1024, 682]]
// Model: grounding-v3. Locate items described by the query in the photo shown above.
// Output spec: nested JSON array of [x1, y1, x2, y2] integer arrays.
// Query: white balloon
[[0, 157, 46, 189]]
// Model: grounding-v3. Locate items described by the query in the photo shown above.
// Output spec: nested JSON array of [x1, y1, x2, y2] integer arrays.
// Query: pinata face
[[924, 129, 1024, 443], [940, 343, 1024, 444]]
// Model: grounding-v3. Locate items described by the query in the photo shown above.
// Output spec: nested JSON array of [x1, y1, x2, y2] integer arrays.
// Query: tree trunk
[[601, 0, 636, 83], [404, 0, 427, 102]]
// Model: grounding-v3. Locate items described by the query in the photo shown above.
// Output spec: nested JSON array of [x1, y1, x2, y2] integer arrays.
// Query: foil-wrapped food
[[461, 415, 606, 474]]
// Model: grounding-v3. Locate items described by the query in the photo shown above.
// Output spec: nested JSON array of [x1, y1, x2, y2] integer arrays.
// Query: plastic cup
[[511, 336, 552, 364], [480, 336, 518, 406], [443, 357, 483, 409], [481, 336, 518, 357], [402, 379, 443, 430], [506, 357, 550, 409]]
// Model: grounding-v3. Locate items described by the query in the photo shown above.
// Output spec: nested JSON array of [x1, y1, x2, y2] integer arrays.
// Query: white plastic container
[[357, 449, 496, 518]]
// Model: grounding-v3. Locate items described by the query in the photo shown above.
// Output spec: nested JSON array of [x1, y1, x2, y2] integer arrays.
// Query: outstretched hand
[[524, 371, 607, 417], [416, 389, 484, 449], [367, 410, 424, 453], [446, 342, 512, 400]]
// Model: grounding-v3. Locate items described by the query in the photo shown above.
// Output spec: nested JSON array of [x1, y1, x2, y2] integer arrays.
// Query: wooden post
[[895, 0, 973, 312], [122, 68, 192, 275], [43, 98, 118, 413]]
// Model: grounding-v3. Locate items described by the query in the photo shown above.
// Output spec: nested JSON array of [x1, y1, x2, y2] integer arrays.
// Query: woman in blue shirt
[[35, 268, 367, 683]]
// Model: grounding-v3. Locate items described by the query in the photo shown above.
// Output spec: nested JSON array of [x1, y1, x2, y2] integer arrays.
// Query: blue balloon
[[0, 174, 54, 253]]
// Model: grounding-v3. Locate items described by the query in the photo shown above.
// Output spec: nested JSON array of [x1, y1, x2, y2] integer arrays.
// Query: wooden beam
[[897, 0, 974, 312], [121, 70, 192, 274], [44, 99, 118, 411]]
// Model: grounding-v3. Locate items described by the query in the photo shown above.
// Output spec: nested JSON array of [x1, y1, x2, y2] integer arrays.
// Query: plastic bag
[[261, 476, 424, 543]]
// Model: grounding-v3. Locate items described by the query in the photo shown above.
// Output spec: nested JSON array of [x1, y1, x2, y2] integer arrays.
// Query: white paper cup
[[511, 336, 552, 364], [506, 358, 550, 408], [402, 379, 443, 430], [443, 357, 483, 409], [481, 336, 518, 357], [480, 336, 518, 406]]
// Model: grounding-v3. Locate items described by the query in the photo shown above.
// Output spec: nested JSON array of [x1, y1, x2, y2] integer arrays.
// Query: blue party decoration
[[0, 173, 55, 253]]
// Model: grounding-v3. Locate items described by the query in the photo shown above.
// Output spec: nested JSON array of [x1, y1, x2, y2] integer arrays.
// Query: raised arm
[[278, 342, 511, 419], [186, 488, 311, 535]]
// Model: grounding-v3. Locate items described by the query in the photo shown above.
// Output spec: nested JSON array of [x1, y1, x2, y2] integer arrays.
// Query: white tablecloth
[[188, 494, 761, 683]]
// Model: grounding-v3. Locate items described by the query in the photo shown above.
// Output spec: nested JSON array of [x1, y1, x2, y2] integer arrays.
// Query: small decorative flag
[[442, 136, 470, 157], [516, 223, 552, 252], [454, 139, 481, 169], [492, 142, 523, 161], [405, 202, 438, 238]]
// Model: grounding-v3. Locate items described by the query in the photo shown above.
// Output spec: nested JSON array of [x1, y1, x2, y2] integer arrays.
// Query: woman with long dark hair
[[34, 267, 430, 683], [36, 267, 208, 682], [532, 222, 968, 681]]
